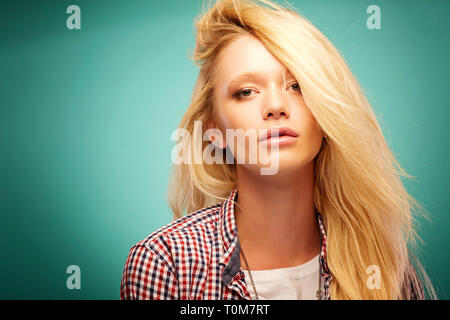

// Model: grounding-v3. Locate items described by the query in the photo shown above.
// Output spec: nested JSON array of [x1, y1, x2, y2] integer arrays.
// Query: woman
[[120, 0, 436, 300]]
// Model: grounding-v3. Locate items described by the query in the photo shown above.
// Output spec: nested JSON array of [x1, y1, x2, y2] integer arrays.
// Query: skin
[[209, 34, 324, 270]]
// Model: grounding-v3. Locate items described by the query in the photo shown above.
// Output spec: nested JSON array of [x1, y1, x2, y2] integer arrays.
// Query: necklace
[[239, 239, 324, 300]]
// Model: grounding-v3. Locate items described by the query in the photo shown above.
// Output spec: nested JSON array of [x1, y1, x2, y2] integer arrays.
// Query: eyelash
[[233, 82, 302, 100]]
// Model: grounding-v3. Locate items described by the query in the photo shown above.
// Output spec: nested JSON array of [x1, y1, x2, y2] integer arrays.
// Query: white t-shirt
[[242, 253, 323, 300]]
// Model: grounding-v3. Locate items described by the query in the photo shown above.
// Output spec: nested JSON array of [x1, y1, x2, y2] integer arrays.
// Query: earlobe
[[205, 121, 226, 149]]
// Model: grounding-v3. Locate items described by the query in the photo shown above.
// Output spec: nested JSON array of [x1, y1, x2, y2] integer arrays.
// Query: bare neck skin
[[235, 160, 320, 270]]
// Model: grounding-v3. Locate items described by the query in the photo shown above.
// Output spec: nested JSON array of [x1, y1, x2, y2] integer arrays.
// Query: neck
[[235, 161, 320, 270]]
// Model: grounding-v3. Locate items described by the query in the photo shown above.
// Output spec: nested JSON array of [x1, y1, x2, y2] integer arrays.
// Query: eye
[[289, 82, 301, 93], [233, 88, 256, 100], [232, 83, 301, 100]]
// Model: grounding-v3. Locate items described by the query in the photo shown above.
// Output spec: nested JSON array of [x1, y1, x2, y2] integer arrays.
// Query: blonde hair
[[167, 0, 437, 299]]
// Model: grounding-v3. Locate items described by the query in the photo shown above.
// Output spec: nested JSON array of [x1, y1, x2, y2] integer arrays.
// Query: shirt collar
[[218, 188, 332, 293]]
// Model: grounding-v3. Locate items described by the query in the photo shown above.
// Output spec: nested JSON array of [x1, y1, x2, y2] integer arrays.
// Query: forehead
[[214, 35, 293, 85]]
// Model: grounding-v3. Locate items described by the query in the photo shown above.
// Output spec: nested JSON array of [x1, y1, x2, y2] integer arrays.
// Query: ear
[[205, 120, 226, 149]]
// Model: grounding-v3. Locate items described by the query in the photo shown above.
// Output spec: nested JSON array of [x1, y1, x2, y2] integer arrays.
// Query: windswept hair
[[167, 0, 437, 300]]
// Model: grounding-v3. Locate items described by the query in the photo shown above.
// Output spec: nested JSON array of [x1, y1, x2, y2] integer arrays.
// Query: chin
[[249, 154, 310, 176]]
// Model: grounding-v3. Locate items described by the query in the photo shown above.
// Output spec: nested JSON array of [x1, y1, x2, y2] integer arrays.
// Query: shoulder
[[126, 203, 222, 265], [138, 202, 221, 248]]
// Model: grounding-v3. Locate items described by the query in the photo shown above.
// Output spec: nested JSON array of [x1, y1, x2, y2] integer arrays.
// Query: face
[[210, 34, 323, 174]]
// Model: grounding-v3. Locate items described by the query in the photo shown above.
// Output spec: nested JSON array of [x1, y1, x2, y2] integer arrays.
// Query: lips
[[258, 127, 299, 142]]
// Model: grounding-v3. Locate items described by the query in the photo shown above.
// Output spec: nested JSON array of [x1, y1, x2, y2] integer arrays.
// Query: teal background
[[1, 0, 449, 299]]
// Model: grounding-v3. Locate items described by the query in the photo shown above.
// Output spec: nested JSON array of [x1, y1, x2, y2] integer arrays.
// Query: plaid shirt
[[120, 188, 424, 300], [120, 188, 333, 300]]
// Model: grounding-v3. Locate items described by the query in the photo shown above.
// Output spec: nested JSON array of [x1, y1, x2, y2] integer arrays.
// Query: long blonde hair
[[167, 0, 437, 299]]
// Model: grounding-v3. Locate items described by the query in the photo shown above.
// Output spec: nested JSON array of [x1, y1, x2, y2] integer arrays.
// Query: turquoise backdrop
[[1, 0, 449, 299]]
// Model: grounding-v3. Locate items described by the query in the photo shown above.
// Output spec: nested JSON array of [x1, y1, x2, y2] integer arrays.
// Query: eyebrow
[[227, 70, 295, 88]]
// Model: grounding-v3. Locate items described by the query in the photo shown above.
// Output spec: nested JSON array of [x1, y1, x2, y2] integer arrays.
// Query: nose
[[262, 87, 290, 120]]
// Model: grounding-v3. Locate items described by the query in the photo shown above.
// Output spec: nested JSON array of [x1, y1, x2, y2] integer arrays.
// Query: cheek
[[296, 110, 323, 149], [304, 118, 322, 139], [299, 107, 320, 133], [217, 103, 257, 131]]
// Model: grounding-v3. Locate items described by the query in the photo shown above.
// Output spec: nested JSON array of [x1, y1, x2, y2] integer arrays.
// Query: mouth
[[258, 127, 299, 142], [258, 127, 299, 147]]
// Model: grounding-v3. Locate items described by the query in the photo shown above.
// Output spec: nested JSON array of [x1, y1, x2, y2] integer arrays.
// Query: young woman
[[120, 0, 436, 300]]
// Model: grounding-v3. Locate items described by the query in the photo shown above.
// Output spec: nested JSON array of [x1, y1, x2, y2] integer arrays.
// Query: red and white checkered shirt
[[120, 188, 424, 300], [120, 188, 333, 300]]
